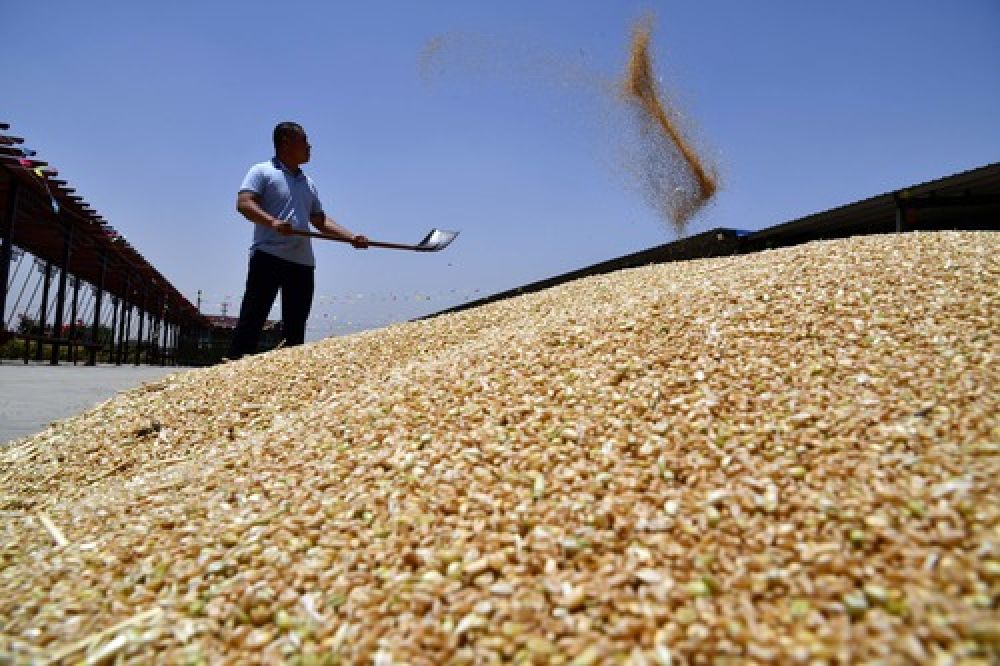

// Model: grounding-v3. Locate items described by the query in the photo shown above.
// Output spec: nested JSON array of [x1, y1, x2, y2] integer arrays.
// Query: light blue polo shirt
[[239, 157, 324, 266]]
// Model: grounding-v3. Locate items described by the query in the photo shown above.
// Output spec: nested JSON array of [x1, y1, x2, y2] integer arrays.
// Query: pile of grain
[[1, 232, 997, 664]]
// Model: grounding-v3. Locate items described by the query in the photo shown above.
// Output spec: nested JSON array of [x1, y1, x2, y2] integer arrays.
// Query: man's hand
[[272, 219, 294, 236], [351, 235, 369, 249]]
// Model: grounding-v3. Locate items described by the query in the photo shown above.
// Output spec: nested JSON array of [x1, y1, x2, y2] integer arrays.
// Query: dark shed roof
[[741, 162, 1000, 251], [428, 162, 999, 318]]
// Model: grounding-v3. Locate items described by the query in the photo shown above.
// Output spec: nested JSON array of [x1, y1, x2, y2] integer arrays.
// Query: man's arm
[[310, 213, 369, 248], [237, 191, 292, 235]]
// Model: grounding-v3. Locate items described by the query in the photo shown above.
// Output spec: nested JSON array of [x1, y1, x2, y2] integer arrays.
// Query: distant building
[[191, 315, 283, 365]]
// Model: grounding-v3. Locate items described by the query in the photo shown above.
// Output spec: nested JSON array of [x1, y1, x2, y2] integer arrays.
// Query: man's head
[[273, 122, 311, 168]]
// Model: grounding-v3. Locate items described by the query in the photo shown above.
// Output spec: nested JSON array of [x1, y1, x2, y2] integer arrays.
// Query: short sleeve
[[309, 181, 324, 216], [239, 164, 267, 195]]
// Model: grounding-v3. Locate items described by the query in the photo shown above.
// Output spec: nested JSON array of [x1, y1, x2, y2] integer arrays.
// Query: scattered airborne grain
[[622, 16, 718, 234], [1, 232, 997, 664], [419, 19, 719, 237]]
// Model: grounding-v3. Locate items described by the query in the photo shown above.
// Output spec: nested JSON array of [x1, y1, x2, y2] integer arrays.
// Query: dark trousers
[[229, 250, 314, 359]]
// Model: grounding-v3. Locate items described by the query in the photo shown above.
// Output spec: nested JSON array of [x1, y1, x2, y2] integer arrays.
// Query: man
[[228, 122, 368, 359]]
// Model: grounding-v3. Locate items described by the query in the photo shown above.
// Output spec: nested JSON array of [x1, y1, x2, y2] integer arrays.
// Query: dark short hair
[[273, 122, 305, 151]]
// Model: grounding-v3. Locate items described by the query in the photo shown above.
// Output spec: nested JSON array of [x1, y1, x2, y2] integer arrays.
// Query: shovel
[[289, 228, 459, 252]]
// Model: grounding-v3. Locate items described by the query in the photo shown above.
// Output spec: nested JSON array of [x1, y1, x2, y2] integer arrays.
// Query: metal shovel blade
[[416, 229, 459, 252]]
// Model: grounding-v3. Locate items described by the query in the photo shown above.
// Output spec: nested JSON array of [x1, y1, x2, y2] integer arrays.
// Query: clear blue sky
[[4, 1, 999, 339]]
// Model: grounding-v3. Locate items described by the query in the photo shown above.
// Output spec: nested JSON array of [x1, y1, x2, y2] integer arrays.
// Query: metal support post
[[117, 274, 130, 365], [135, 288, 146, 366], [51, 223, 73, 365], [35, 260, 53, 361], [89, 254, 107, 366], [152, 293, 163, 364], [69, 271, 81, 364], [125, 300, 134, 365], [108, 295, 118, 365], [0, 179, 19, 328]]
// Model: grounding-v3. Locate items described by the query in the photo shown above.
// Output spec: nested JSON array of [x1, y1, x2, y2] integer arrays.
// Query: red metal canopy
[[1, 123, 207, 328]]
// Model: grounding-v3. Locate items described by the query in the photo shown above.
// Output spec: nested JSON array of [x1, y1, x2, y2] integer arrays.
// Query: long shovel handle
[[288, 228, 459, 252], [288, 229, 419, 251]]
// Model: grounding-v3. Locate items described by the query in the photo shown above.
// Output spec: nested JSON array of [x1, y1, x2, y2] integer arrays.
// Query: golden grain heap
[[1, 232, 998, 664]]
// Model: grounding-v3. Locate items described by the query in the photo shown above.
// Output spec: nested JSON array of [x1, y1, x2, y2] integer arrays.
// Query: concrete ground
[[0, 360, 188, 445]]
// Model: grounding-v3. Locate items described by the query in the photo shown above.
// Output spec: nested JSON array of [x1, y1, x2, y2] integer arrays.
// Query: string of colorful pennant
[[10, 144, 61, 215]]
